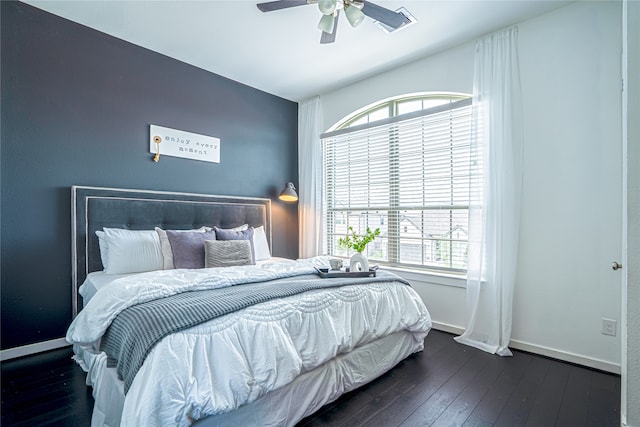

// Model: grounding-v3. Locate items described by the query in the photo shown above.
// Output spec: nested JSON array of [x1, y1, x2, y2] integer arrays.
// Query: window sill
[[382, 265, 467, 288]]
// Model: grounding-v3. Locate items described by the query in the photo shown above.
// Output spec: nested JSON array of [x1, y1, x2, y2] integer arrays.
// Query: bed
[[67, 186, 432, 427]]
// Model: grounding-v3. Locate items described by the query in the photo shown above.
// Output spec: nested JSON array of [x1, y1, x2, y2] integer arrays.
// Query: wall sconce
[[278, 182, 298, 202]]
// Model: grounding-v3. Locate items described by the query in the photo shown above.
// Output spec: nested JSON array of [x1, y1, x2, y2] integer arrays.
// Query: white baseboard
[[431, 321, 465, 335], [509, 338, 621, 374], [1, 338, 70, 362], [430, 322, 621, 374]]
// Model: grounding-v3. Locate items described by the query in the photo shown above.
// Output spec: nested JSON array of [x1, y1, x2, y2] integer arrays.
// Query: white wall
[[320, 1, 623, 372], [513, 0, 622, 371], [321, 41, 475, 130]]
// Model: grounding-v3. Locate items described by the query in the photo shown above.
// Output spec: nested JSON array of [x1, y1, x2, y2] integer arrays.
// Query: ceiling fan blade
[[257, 0, 309, 12], [361, 1, 408, 29], [320, 10, 339, 44]]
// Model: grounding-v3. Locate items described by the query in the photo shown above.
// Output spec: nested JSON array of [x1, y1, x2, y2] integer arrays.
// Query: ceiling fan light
[[318, 0, 337, 15], [318, 13, 335, 33], [345, 4, 365, 27]]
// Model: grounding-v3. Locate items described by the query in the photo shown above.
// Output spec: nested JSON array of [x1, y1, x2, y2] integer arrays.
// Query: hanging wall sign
[[149, 124, 220, 163]]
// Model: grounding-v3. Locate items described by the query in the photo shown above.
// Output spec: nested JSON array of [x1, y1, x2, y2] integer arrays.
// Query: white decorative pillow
[[97, 228, 163, 274], [252, 226, 271, 261]]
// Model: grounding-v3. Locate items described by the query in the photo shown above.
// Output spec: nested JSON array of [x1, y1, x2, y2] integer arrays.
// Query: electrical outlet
[[601, 318, 617, 336]]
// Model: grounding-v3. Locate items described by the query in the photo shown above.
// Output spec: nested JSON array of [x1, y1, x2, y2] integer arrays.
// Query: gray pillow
[[204, 240, 254, 268], [214, 226, 255, 263], [166, 230, 217, 269]]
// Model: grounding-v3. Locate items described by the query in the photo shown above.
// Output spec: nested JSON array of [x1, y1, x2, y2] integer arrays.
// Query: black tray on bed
[[314, 266, 378, 278]]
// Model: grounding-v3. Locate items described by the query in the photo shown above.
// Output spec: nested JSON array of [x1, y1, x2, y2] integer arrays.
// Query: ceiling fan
[[256, 0, 411, 44]]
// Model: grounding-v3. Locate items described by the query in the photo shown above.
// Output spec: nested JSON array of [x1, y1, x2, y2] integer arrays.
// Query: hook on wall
[[152, 136, 161, 162]]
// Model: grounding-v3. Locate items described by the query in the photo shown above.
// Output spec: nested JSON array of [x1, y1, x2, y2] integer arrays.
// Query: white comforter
[[67, 257, 431, 427]]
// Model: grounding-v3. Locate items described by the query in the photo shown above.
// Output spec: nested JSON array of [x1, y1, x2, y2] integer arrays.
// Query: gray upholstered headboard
[[71, 185, 272, 316]]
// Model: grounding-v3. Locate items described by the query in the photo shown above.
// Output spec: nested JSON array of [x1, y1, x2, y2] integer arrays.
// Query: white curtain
[[297, 96, 324, 259], [454, 27, 524, 356]]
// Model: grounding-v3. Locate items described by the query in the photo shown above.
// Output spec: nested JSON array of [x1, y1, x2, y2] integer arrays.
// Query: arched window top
[[331, 92, 471, 131]]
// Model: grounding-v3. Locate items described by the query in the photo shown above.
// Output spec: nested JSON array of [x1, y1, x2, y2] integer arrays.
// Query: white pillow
[[97, 228, 163, 274], [252, 226, 271, 261], [229, 224, 249, 232], [95, 230, 109, 269]]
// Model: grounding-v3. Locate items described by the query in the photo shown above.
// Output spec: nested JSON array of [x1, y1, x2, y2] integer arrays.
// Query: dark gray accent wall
[[0, 2, 299, 350]]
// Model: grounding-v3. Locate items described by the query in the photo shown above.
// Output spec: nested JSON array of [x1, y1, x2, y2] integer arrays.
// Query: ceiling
[[24, 0, 571, 102]]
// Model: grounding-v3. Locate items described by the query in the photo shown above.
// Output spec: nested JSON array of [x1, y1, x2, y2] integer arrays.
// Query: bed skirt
[[76, 329, 424, 427]]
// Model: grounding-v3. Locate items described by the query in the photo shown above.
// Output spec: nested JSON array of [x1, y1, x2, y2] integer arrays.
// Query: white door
[[621, 1, 639, 425]]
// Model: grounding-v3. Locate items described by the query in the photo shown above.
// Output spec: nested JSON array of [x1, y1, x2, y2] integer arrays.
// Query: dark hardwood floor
[[1, 330, 620, 426], [1, 344, 93, 426]]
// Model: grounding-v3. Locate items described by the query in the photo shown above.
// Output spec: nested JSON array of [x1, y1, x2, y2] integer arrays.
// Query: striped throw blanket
[[100, 270, 409, 393]]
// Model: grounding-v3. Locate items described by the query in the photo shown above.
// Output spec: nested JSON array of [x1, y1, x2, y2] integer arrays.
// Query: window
[[322, 93, 473, 273]]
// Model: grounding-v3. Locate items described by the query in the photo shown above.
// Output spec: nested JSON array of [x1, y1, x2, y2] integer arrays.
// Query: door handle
[[612, 261, 623, 271]]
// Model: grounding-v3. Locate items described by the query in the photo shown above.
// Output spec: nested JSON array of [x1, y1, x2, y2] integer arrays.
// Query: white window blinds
[[322, 98, 473, 272]]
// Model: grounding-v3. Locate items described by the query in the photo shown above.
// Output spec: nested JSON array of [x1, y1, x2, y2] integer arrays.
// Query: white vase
[[349, 252, 369, 272]]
